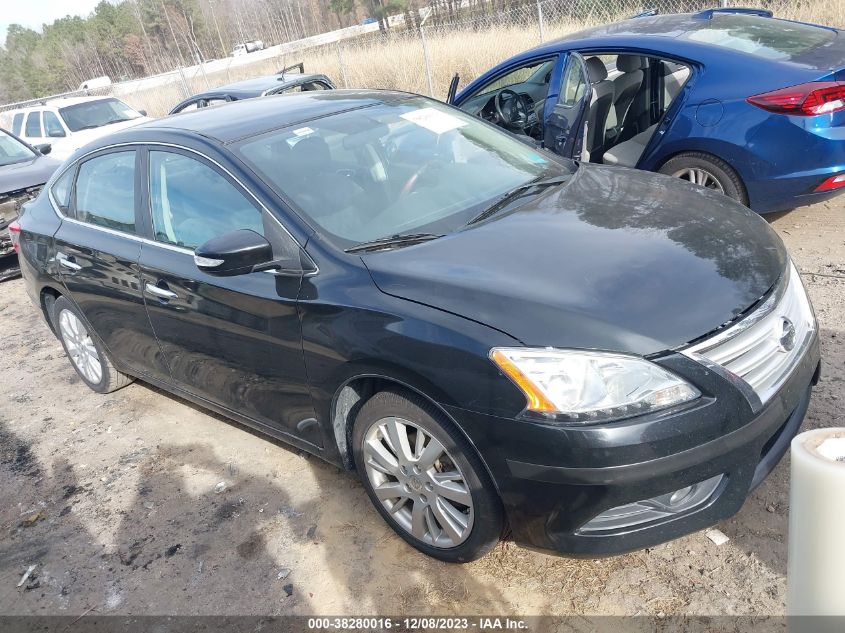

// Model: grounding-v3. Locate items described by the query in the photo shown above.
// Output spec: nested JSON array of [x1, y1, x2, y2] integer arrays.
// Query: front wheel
[[352, 390, 504, 563], [659, 152, 748, 205]]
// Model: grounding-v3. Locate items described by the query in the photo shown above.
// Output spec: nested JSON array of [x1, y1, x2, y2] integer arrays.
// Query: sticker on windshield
[[400, 107, 467, 134], [292, 126, 314, 137]]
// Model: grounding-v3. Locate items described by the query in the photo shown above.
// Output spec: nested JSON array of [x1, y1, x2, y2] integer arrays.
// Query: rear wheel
[[659, 152, 748, 205], [352, 390, 504, 563], [51, 296, 134, 394]]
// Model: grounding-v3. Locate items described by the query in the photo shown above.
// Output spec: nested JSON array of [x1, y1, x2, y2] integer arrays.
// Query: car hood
[[0, 155, 61, 194], [362, 164, 787, 356]]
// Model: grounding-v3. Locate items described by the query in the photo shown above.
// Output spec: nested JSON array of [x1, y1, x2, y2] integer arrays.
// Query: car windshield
[[686, 15, 835, 60], [58, 98, 143, 132], [0, 129, 36, 166], [236, 96, 570, 248]]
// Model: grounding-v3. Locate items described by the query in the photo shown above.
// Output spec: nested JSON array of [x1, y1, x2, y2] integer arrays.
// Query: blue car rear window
[[685, 15, 835, 60]]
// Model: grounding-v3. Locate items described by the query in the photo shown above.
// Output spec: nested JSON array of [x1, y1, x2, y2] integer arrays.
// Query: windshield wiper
[[465, 175, 571, 226], [346, 232, 443, 253]]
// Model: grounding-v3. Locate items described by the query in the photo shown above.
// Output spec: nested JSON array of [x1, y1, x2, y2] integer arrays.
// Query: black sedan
[[14, 91, 820, 562], [1, 128, 60, 275], [168, 63, 334, 114]]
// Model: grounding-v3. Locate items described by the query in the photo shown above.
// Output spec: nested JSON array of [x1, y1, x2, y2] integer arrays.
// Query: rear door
[[137, 147, 319, 446], [52, 148, 171, 382], [544, 52, 590, 158]]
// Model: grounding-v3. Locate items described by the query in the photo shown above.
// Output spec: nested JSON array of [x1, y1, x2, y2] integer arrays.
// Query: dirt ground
[[0, 197, 843, 618]]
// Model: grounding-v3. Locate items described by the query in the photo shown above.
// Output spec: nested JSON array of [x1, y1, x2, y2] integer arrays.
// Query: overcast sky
[[1, 0, 103, 46]]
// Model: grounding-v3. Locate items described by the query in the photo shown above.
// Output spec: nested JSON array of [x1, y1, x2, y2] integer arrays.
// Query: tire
[[352, 389, 504, 563], [51, 296, 134, 394], [658, 152, 748, 206]]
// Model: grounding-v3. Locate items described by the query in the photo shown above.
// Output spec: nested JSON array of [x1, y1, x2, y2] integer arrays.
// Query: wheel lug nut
[[399, 465, 408, 475], [412, 465, 421, 474], [424, 482, 433, 492], [419, 494, 427, 505]]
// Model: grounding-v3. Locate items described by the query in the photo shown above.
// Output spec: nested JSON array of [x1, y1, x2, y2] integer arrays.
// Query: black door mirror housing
[[194, 229, 276, 276], [35, 143, 52, 155]]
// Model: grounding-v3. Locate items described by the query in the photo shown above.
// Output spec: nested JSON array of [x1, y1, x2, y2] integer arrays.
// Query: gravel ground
[[0, 197, 843, 617]]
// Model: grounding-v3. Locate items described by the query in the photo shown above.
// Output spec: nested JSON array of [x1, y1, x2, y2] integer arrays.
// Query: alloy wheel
[[362, 416, 474, 548], [59, 309, 103, 384], [672, 167, 725, 194]]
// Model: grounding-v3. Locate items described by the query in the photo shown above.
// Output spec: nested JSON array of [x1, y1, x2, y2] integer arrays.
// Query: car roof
[[528, 11, 839, 60], [8, 95, 119, 113], [130, 89, 411, 145], [194, 73, 330, 98]]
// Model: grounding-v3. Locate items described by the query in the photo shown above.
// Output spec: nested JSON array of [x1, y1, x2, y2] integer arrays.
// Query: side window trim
[[45, 141, 310, 255]]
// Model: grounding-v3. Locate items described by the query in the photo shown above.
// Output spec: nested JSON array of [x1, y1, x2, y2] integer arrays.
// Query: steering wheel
[[399, 161, 439, 198], [495, 89, 528, 130]]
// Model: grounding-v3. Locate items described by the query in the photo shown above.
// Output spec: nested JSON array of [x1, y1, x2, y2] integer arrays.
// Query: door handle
[[144, 283, 178, 301], [56, 252, 82, 271]]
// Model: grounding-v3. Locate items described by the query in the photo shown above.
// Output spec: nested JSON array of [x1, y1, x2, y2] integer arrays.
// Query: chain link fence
[[1, 0, 842, 122]]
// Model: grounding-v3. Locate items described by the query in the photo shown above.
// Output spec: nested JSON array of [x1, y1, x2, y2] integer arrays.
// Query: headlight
[[490, 347, 700, 423]]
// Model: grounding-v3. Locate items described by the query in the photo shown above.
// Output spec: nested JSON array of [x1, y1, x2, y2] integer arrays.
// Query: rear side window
[[12, 113, 24, 136], [43, 111, 66, 137], [686, 15, 835, 60], [149, 150, 264, 249], [74, 151, 136, 233], [24, 111, 42, 137], [51, 169, 74, 213]]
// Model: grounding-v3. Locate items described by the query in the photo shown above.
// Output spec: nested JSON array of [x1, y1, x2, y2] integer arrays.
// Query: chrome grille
[[684, 262, 815, 406]]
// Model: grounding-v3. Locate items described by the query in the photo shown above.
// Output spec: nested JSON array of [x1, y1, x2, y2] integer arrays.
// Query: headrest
[[290, 136, 330, 168], [616, 55, 647, 73], [585, 57, 608, 83]]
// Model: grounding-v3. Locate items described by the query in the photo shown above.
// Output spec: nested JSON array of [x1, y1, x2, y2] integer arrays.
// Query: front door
[[137, 148, 318, 446], [53, 148, 170, 381], [544, 52, 590, 158]]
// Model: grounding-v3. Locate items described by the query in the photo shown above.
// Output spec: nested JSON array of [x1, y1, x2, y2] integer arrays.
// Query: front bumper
[[445, 332, 820, 557]]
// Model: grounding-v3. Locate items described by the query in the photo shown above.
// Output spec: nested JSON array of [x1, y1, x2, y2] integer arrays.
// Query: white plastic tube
[[787, 428, 845, 615]]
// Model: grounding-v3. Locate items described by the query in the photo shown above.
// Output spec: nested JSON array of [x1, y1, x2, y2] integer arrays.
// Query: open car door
[[543, 52, 589, 158]]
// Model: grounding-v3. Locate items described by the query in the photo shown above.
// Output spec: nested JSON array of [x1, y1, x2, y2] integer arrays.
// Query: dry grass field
[[111, 0, 845, 118]]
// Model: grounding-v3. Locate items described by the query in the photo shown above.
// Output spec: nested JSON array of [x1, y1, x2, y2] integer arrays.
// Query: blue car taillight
[[748, 81, 845, 116]]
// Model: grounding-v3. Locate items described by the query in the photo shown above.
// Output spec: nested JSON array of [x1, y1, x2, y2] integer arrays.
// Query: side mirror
[[137, 109, 147, 117], [194, 229, 305, 277], [35, 143, 52, 155]]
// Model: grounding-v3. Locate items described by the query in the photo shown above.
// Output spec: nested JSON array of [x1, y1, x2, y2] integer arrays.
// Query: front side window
[[470, 59, 556, 100], [59, 98, 143, 133], [74, 151, 136, 233], [0, 129, 36, 166], [559, 57, 587, 107], [43, 111, 66, 137], [149, 151, 264, 249], [237, 96, 568, 248], [24, 111, 42, 137]]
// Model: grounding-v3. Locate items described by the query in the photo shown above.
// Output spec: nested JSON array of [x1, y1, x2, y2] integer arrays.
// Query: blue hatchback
[[449, 8, 845, 213]]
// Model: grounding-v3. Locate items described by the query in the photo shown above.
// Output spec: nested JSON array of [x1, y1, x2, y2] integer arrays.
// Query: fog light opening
[[579, 474, 724, 533]]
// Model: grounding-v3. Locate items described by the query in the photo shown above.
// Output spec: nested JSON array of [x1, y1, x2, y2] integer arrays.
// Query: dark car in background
[[1, 128, 60, 277], [14, 92, 819, 562], [450, 8, 845, 213], [169, 63, 334, 114]]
